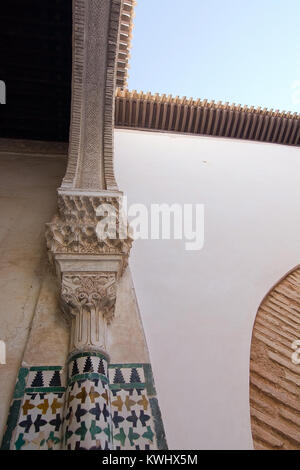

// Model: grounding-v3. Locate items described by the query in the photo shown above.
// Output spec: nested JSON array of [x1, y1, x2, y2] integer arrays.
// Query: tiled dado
[[109, 363, 157, 450], [1, 366, 66, 450], [1, 360, 167, 450]]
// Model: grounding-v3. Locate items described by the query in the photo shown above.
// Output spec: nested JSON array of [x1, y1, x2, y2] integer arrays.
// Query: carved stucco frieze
[[61, 272, 117, 353], [62, 0, 122, 191]]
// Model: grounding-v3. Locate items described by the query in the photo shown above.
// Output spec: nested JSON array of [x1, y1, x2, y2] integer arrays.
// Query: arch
[[249, 266, 300, 450]]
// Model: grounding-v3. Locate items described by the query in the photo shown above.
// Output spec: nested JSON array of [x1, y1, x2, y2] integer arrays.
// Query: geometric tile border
[[110, 363, 167, 450], [1, 366, 66, 450]]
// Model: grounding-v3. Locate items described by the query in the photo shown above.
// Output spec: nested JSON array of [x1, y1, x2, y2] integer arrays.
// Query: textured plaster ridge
[[250, 266, 300, 450]]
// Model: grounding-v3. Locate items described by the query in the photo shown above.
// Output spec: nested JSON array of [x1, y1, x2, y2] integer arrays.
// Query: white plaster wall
[[114, 129, 300, 450]]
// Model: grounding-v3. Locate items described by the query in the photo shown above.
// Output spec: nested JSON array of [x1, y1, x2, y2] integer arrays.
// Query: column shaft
[[63, 351, 112, 450]]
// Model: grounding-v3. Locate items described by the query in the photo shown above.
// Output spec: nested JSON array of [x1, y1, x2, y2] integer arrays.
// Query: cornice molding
[[115, 88, 300, 146], [0, 138, 68, 157]]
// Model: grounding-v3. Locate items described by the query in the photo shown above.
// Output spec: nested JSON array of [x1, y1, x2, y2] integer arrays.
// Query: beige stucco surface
[[22, 267, 69, 367], [109, 267, 150, 364], [0, 144, 67, 441]]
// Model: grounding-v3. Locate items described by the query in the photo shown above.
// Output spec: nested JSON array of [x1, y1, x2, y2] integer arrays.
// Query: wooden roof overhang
[[114, 89, 300, 146]]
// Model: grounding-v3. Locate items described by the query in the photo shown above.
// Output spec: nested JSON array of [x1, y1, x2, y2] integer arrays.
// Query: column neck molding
[[61, 272, 117, 354]]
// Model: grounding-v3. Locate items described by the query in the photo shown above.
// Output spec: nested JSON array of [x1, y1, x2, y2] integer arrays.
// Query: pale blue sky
[[128, 0, 300, 113]]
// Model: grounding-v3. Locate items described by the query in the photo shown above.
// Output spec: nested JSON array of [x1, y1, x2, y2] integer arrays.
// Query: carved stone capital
[[61, 272, 117, 353], [46, 191, 132, 275], [46, 190, 132, 353]]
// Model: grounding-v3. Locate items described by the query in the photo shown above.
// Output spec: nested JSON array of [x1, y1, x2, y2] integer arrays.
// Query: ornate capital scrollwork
[[61, 272, 117, 353]]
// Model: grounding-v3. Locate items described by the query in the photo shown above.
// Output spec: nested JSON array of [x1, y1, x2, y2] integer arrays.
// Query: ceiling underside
[[0, 1, 298, 147], [0, 0, 72, 142]]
